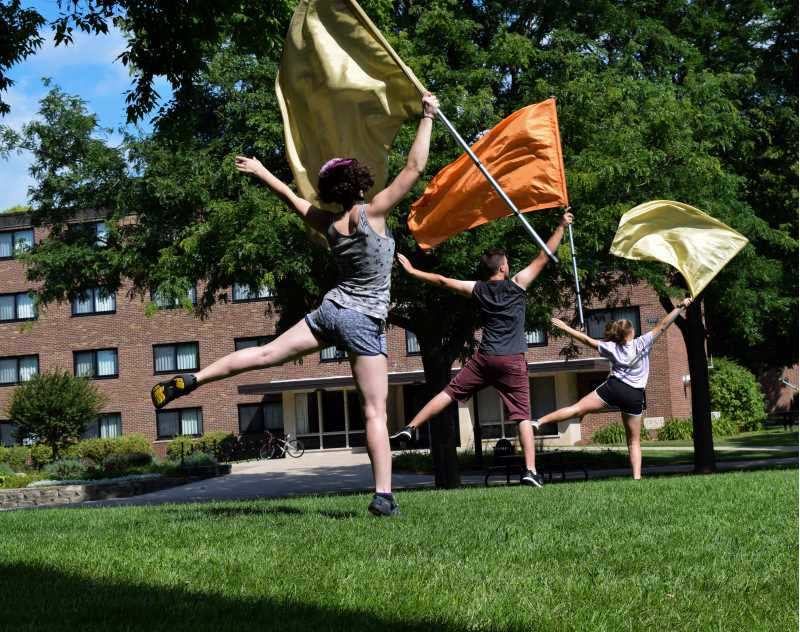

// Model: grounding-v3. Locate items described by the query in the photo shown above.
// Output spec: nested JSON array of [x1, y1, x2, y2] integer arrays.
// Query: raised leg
[[536, 390, 607, 426], [195, 319, 323, 385], [349, 353, 391, 493], [407, 390, 455, 429], [622, 413, 643, 480]]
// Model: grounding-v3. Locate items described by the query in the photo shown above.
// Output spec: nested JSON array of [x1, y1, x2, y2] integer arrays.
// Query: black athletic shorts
[[595, 377, 647, 416]]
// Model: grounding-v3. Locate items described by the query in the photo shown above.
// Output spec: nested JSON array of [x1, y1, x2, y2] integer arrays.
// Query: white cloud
[[29, 26, 129, 72]]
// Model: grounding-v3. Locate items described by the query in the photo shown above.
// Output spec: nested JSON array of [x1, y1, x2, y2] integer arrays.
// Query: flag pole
[[349, 0, 556, 262], [566, 219, 585, 327], [434, 109, 558, 263]]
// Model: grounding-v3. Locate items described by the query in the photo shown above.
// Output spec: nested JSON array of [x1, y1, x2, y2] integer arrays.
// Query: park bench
[[483, 438, 589, 486]]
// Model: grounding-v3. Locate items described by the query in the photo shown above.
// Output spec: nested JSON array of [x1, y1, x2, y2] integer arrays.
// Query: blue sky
[[0, 1, 172, 210]]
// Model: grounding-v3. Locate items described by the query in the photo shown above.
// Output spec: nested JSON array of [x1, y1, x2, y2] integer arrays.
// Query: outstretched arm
[[512, 211, 574, 290], [651, 298, 692, 337], [397, 253, 475, 298], [551, 317, 599, 349], [368, 93, 439, 217], [235, 156, 332, 234]]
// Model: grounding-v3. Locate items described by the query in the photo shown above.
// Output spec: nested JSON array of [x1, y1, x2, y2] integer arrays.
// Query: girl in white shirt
[[531, 298, 692, 479]]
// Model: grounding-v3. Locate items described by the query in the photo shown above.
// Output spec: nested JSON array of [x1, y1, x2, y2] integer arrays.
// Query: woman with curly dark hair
[[149, 92, 440, 516], [530, 298, 692, 479]]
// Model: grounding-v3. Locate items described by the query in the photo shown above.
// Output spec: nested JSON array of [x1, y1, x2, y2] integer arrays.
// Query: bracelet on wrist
[[423, 113, 435, 120]]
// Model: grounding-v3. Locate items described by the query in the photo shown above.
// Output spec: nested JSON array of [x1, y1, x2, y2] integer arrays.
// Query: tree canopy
[[1, 0, 796, 478]]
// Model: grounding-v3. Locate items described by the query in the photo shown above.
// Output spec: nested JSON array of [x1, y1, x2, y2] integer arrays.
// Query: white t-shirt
[[596, 332, 654, 389]]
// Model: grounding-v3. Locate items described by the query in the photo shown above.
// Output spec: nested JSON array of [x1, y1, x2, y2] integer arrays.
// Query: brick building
[[0, 212, 693, 455]]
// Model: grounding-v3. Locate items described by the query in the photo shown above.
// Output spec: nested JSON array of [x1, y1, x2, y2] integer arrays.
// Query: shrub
[[29, 443, 53, 468], [43, 458, 89, 481], [7, 370, 107, 459], [194, 431, 236, 459], [657, 418, 694, 441], [65, 434, 154, 465], [0, 473, 43, 489], [592, 423, 648, 444], [657, 416, 738, 441], [0, 446, 29, 471], [180, 452, 218, 467], [0, 462, 14, 476], [102, 452, 153, 473], [166, 436, 195, 461], [709, 357, 766, 432]]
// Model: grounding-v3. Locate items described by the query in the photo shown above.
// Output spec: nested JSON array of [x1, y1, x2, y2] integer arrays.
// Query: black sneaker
[[521, 470, 544, 488], [390, 425, 414, 442], [368, 494, 400, 517], [150, 373, 198, 409]]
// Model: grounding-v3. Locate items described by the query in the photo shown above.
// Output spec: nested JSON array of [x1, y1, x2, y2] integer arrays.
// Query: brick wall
[[0, 216, 696, 449]]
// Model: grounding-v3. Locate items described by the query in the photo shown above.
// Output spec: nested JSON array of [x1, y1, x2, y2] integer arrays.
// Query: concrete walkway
[[79, 450, 798, 509]]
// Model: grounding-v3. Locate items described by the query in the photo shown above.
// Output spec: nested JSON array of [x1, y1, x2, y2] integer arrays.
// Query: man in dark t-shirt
[[393, 211, 573, 487]]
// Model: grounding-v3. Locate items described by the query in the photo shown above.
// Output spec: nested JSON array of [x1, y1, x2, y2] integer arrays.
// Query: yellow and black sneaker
[[150, 374, 198, 409]]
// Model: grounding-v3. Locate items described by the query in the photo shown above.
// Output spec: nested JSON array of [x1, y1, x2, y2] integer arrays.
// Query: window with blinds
[[0, 229, 34, 259], [71, 288, 116, 315], [0, 292, 36, 322], [153, 342, 199, 374], [0, 356, 38, 385], [74, 349, 118, 379]]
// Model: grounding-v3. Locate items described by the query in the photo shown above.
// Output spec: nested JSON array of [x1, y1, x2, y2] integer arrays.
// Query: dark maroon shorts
[[444, 352, 530, 422]]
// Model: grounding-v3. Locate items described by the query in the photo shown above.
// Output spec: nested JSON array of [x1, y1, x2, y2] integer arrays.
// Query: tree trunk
[[419, 346, 461, 488], [673, 299, 716, 473]]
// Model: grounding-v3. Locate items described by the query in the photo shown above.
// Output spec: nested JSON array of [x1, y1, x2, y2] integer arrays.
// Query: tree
[[7, 370, 107, 459], [0, 0, 292, 121], [3, 0, 796, 480]]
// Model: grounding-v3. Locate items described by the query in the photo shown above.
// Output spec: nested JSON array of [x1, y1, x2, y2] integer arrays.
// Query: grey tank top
[[324, 205, 395, 321]]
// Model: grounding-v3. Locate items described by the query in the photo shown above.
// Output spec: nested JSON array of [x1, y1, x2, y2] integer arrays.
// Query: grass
[[393, 445, 796, 475], [0, 469, 796, 631], [643, 428, 798, 448]]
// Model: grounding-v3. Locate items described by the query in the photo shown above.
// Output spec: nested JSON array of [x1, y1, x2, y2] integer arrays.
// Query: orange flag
[[408, 99, 568, 249]]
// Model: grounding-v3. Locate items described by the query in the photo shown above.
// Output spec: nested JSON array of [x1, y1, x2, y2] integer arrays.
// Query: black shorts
[[595, 377, 647, 416]]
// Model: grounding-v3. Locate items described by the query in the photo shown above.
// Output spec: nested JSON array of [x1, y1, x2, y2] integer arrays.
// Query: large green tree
[[3, 0, 796, 480]]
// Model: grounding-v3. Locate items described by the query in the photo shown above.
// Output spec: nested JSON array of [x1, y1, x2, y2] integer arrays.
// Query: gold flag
[[276, 0, 423, 209], [610, 200, 749, 297]]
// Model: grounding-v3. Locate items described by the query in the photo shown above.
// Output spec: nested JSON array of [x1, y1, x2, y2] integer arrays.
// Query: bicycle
[[258, 432, 305, 460]]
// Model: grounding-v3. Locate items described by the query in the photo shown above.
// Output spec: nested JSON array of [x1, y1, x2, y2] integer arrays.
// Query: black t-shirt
[[472, 280, 527, 355]]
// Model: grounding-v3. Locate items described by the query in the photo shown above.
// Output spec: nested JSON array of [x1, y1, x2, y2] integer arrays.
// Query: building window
[[531, 376, 558, 436], [0, 292, 36, 322], [238, 397, 284, 434], [151, 286, 197, 309], [586, 307, 642, 339], [74, 349, 119, 379], [232, 283, 273, 302], [0, 355, 38, 386], [72, 288, 116, 316], [294, 389, 365, 450], [0, 228, 34, 259], [406, 330, 421, 355], [0, 422, 19, 446], [320, 346, 347, 362], [83, 413, 122, 439], [234, 335, 275, 351], [153, 342, 199, 374], [475, 387, 508, 439], [68, 221, 107, 246], [525, 329, 547, 346], [156, 407, 203, 439]]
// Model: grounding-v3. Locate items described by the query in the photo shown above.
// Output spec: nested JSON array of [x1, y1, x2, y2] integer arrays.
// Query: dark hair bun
[[318, 160, 374, 207]]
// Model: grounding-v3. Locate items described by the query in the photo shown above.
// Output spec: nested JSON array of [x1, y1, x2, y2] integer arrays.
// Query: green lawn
[[0, 469, 796, 631], [641, 428, 798, 448]]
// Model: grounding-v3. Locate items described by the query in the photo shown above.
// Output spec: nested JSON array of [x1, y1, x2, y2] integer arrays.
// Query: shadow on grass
[[197, 505, 358, 520], [0, 563, 468, 632]]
